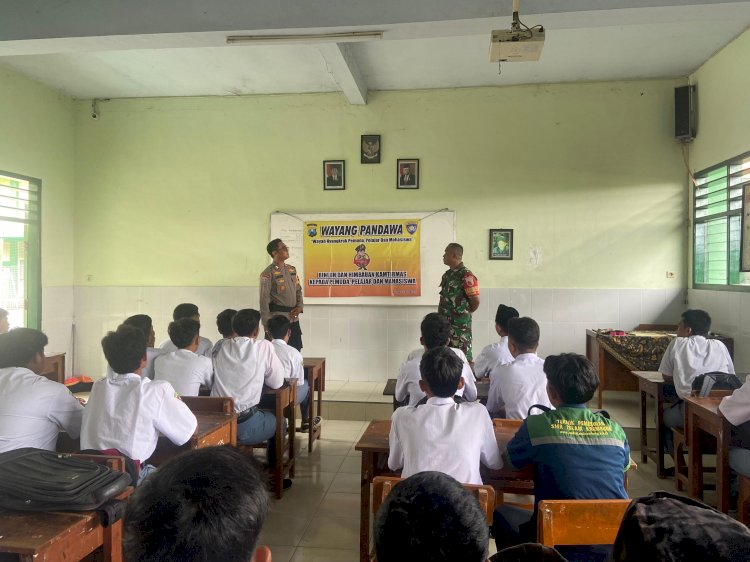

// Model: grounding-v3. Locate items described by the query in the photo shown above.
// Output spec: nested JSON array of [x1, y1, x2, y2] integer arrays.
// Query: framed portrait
[[361, 134, 381, 164], [323, 160, 345, 190], [397, 159, 419, 189], [489, 229, 513, 260], [741, 183, 750, 271]]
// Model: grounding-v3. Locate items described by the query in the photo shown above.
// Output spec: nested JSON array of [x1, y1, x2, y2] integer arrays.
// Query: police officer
[[438, 243, 480, 362], [260, 239, 304, 350]]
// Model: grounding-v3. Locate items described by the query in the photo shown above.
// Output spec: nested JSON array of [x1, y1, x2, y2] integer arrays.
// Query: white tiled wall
[[688, 289, 750, 372], [65, 286, 687, 381]]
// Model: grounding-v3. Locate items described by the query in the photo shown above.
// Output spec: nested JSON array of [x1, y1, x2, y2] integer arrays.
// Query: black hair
[[419, 346, 464, 398], [216, 309, 237, 338], [102, 324, 147, 375], [0, 328, 48, 369], [544, 353, 599, 404], [173, 303, 200, 321], [374, 471, 488, 562], [507, 317, 539, 351], [420, 313, 451, 349], [232, 309, 261, 338], [123, 446, 269, 562], [266, 238, 283, 257], [446, 242, 463, 257], [495, 304, 520, 331], [267, 315, 291, 340], [168, 318, 201, 350], [681, 309, 711, 337], [123, 315, 153, 339]]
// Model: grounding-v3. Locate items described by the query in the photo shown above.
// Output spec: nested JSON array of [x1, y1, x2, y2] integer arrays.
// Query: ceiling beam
[[318, 43, 368, 105]]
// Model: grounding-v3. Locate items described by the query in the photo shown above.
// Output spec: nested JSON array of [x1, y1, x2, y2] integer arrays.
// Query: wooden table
[[41, 352, 66, 384], [685, 396, 732, 513], [0, 488, 131, 562], [303, 357, 326, 452], [632, 370, 677, 478], [382, 377, 491, 410], [354, 418, 532, 562], [146, 411, 238, 466]]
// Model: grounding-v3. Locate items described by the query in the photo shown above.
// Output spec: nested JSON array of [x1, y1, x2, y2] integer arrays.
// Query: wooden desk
[[632, 370, 677, 478], [685, 396, 732, 513], [354, 419, 532, 562], [41, 352, 66, 384], [146, 411, 237, 466], [0, 488, 131, 562], [303, 357, 326, 452], [382, 377, 491, 410]]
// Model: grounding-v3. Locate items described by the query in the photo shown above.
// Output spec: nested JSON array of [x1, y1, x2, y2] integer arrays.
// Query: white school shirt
[[212, 338, 228, 359], [211, 337, 284, 413], [160, 336, 213, 358], [271, 339, 304, 384], [720, 377, 750, 426], [106, 347, 163, 380], [388, 396, 502, 485], [395, 347, 478, 406], [0, 367, 84, 453], [486, 353, 552, 419], [80, 372, 197, 463], [659, 336, 735, 399], [474, 337, 514, 378], [154, 349, 213, 397]]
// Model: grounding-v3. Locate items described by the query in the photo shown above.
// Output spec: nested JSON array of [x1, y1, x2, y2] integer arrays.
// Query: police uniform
[[260, 262, 304, 350], [438, 263, 479, 361]]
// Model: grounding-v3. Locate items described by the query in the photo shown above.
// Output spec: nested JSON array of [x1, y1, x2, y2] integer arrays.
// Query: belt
[[237, 406, 259, 424], [269, 303, 295, 313]]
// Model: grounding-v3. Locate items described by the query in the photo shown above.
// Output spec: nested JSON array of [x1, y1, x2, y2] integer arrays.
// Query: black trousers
[[288, 321, 303, 351]]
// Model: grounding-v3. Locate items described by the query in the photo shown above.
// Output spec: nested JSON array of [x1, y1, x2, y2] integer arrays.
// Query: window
[[0, 171, 41, 328]]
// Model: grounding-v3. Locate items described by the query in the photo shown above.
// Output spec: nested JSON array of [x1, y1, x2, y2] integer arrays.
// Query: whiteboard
[[270, 210, 455, 306]]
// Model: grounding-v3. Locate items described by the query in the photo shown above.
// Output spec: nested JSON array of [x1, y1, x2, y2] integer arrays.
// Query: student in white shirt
[[0, 328, 83, 453], [212, 309, 288, 483], [121, 314, 163, 380], [267, 315, 321, 432], [389, 346, 502, 485], [395, 313, 478, 407], [159, 303, 213, 358], [81, 325, 197, 480], [154, 318, 213, 396], [211, 308, 237, 358], [486, 317, 552, 419], [719, 378, 750, 480], [660, 309, 734, 454], [474, 304, 519, 378]]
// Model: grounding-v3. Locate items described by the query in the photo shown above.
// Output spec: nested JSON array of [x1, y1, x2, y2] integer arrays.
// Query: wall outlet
[[666, 271, 675, 278]]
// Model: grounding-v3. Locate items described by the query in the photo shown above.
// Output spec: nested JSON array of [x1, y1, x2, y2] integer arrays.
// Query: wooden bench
[[537, 499, 631, 548]]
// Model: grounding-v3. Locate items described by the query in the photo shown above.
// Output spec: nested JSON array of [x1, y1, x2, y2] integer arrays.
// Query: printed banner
[[304, 219, 421, 297]]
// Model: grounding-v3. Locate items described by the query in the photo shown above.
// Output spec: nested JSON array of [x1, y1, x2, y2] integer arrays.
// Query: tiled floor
[[259, 418, 676, 562]]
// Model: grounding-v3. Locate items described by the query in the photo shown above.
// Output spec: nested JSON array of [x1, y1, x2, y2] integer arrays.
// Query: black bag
[[0, 448, 131, 512], [691, 371, 742, 397]]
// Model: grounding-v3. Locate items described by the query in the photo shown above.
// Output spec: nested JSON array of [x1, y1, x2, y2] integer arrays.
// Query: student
[[159, 303, 213, 358], [81, 324, 197, 477], [374, 471, 489, 562], [120, 314, 162, 379], [123, 446, 272, 562], [0, 308, 9, 334], [474, 304, 519, 378], [718, 376, 750, 482], [0, 328, 83, 452], [212, 308, 237, 358], [395, 313, 477, 407], [486, 317, 552, 419], [660, 309, 734, 450], [267, 314, 320, 432], [388, 346, 501, 484], [493, 353, 630, 553], [212, 309, 287, 476], [154, 318, 213, 396]]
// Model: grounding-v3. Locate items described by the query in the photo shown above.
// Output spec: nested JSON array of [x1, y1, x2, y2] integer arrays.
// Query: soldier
[[260, 239, 304, 350], [438, 243, 480, 362]]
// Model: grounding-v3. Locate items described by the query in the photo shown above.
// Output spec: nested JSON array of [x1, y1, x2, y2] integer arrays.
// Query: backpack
[[0, 448, 131, 512], [691, 372, 742, 397]]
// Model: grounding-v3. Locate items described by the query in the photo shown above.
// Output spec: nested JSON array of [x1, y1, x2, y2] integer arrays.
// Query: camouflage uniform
[[260, 262, 303, 350], [438, 264, 479, 361]]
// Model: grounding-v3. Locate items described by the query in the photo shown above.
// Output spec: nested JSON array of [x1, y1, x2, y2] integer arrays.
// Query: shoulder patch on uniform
[[288, 265, 296, 272], [261, 273, 270, 280]]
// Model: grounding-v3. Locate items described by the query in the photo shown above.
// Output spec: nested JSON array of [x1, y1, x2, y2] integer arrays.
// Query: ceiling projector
[[489, 27, 545, 62]]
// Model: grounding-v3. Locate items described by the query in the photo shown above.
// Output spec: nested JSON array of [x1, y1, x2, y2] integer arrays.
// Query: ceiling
[[1, 1, 749, 102]]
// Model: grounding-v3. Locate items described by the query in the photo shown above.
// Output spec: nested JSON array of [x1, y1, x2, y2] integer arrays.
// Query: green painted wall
[[0, 65, 75, 286], [73, 79, 686, 289]]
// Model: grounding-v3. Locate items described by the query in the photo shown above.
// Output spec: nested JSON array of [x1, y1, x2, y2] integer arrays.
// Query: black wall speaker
[[675, 85, 696, 141]]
